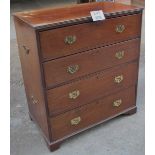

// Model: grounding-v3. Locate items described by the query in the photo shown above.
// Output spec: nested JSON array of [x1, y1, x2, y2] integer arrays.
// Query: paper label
[[90, 10, 105, 22]]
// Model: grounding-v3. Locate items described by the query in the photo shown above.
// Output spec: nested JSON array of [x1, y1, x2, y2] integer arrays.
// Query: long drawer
[[50, 87, 136, 140], [47, 61, 138, 116], [39, 13, 142, 61], [44, 39, 140, 88]]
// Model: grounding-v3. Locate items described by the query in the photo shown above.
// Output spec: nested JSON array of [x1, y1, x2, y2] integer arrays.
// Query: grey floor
[[10, 1, 145, 155]]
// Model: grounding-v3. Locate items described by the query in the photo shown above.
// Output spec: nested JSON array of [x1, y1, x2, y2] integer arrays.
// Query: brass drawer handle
[[69, 90, 80, 99], [115, 51, 125, 59], [71, 117, 81, 125], [64, 35, 76, 44], [113, 99, 122, 107], [67, 65, 79, 74], [114, 75, 124, 84], [116, 24, 125, 33]]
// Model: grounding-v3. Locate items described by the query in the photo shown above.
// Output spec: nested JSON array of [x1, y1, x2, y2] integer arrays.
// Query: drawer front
[[44, 39, 140, 88], [50, 87, 136, 140], [39, 13, 142, 60], [47, 62, 138, 116]]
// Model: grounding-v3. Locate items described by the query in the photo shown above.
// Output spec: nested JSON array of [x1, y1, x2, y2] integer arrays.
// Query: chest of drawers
[[14, 2, 143, 151]]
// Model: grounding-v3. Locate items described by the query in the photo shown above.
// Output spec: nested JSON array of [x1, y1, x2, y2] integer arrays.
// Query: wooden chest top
[[13, 2, 143, 29]]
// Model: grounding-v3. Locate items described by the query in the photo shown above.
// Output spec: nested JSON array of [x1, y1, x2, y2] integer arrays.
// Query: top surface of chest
[[13, 2, 143, 29]]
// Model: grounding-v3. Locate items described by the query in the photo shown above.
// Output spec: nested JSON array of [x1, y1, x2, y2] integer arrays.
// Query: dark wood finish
[[48, 106, 137, 151], [46, 141, 61, 152], [44, 38, 140, 88], [13, 2, 143, 29], [77, 0, 96, 3], [122, 106, 137, 115], [46, 106, 137, 152], [14, 17, 51, 141], [78, 0, 119, 4], [13, 2, 143, 151], [39, 14, 141, 61], [47, 62, 138, 116], [50, 87, 136, 140]]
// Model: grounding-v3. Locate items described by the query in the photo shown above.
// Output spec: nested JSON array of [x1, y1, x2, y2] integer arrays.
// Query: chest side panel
[[14, 17, 51, 141]]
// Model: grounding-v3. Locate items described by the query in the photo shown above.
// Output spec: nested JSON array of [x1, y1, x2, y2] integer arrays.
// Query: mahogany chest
[[13, 2, 143, 151]]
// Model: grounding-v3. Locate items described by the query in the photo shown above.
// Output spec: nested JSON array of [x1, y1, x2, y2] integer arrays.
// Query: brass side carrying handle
[[115, 24, 125, 33], [71, 117, 81, 125], [69, 90, 80, 99], [22, 45, 30, 54], [31, 96, 38, 104], [67, 65, 79, 74], [114, 75, 124, 84], [115, 51, 125, 59], [64, 35, 76, 45], [113, 99, 122, 107]]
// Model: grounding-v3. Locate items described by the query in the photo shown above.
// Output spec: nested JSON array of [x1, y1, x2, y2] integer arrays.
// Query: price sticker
[[90, 10, 105, 22]]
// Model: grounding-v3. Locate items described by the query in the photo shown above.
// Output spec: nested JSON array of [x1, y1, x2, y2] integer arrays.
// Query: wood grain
[[50, 86, 136, 140], [39, 13, 142, 60], [14, 17, 51, 141], [13, 2, 143, 151], [47, 61, 138, 116], [13, 2, 143, 29], [44, 38, 140, 88]]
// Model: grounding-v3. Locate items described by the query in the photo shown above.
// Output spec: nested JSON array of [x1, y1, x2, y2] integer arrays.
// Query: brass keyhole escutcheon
[[69, 90, 80, 99], [71, 117, 81, 125], [113, 99, 122, 107], [115, 51, 125, 59], [64, 35, 76, 45], [114, 75, 124, 84], [116, 24, 125, 33], [67, 65, 79, 74]]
